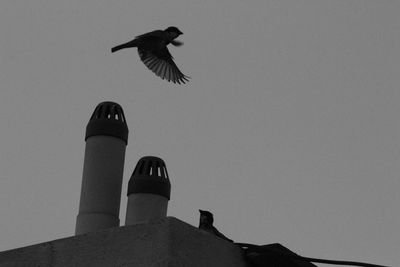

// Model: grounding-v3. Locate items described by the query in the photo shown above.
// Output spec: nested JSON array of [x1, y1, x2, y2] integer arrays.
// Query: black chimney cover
[[85, 102, 129, 144], [128, 156, 171, 200]]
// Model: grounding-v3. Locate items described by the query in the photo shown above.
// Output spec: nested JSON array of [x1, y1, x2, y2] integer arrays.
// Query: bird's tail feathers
[[111, 41, 137, 53]]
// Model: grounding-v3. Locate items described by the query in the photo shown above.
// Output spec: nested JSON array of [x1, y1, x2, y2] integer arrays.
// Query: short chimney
[[125, 156, 171, 225], [75, 101, 129, 235]]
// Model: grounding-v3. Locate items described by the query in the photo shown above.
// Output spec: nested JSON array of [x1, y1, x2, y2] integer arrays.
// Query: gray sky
[[0, 0, 399, 266]]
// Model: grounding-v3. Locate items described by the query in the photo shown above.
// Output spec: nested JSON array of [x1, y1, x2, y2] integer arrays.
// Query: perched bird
[[198, 210, 233, 242], [112, 26, 189, 84]]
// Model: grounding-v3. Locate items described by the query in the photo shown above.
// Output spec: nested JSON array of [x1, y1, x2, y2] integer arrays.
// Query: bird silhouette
[[198, 210, 233, 242], [112, 26, 189, 84]]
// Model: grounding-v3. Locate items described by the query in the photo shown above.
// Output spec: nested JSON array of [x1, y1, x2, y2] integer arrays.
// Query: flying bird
[[198, 210, 233, 242], [112, 26, 189, 84]]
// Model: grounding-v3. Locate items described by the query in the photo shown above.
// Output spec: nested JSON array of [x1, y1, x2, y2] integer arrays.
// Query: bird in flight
[[198, 210, 233, 242], [112, 26, 189, 84]]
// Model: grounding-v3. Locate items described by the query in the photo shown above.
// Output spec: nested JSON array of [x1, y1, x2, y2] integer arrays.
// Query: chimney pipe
[[75, 101, 129, 235], [125, 156, 171, 225]]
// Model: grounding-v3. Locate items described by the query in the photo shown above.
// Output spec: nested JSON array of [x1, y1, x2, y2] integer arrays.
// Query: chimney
[[125, 156, 171, 225], [75, 101, 129, 235]]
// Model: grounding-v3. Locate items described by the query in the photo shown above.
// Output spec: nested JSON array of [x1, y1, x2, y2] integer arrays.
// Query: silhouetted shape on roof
[[198, 210, 233, 243], [240, 243, 317, 267], [237, 243, 390, 267]]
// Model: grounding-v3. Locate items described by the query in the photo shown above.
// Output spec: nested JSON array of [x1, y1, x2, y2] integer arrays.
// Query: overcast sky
[[0, 1, 399, 266]]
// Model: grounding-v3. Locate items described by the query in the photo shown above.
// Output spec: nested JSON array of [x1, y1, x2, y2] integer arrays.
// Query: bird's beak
[[178, 30, 183, 35]]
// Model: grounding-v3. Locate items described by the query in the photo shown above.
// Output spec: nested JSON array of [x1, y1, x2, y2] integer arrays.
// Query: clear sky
[[0, 1, 399, 266]]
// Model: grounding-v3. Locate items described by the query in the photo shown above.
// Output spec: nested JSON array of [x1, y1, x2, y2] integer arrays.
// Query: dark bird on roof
[[111, 26, 189, 84], [198, 210, 233, 242]]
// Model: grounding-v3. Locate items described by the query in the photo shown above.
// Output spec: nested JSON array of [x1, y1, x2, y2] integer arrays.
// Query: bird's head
[[165, 26, 183, 39], [199, 209, 214, 225]]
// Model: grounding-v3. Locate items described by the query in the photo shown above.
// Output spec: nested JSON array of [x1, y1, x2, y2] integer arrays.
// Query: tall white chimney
[[125, 156, 171, 225], [75, 101, 129, 235]]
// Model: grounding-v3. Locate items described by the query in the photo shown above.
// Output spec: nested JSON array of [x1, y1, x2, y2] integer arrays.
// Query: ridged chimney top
[[85, 101, 129, 144], [128, 156, 171, 200]]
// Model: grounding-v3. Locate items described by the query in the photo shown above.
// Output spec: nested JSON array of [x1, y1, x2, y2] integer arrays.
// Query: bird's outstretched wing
[[138, 47, 190, 84]]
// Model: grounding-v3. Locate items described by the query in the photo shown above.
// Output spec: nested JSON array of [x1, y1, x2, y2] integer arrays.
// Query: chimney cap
[[85, 101, 129, 144], [128, 156, 171, 200]]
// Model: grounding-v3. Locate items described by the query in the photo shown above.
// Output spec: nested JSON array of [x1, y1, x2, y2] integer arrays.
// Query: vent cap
[[128, 156, 171, 200], [85, 102, 129, 144]]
